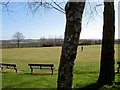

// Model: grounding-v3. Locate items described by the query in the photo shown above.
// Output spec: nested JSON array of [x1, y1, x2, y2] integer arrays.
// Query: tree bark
[[97, 1, 115, 86], [57, 1, 86, 89]]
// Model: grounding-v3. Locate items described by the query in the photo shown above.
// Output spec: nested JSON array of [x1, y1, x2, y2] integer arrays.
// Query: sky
[[1, 0, 120, 40]]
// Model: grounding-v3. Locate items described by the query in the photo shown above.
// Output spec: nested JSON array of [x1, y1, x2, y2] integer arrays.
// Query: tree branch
[[52, 0, 65, 11], [47, 2, 65, 14], [27, 0, 65, 14], [1, 0, 14, 12], [1, 0, 10, 6], [85, 2, 103, 26], [90, 3, 103, 15]]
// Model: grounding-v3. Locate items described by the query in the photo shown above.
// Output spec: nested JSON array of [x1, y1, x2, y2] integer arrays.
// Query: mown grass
[[1, 45, 120, 89]]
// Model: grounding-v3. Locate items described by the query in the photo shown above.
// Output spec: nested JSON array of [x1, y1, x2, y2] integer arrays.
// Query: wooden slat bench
[[116, 61, 120, 74], [28, 64, 54, 74], [0, 63, 17, 73]]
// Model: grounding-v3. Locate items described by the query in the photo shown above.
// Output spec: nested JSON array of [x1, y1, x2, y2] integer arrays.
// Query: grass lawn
[[1, 45, 120, 89]]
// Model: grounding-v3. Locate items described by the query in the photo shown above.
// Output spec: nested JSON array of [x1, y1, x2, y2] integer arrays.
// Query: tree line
[[1, 37, 103, 48]]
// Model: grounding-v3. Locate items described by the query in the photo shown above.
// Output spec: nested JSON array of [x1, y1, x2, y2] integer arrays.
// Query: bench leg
[[31, 68, 33, 74], [0, 67, 3, 72], [51, 69, 53, 75], [15, 68, 17, 73], [117, 67, 119, 73], [1, 67, 3, 70]]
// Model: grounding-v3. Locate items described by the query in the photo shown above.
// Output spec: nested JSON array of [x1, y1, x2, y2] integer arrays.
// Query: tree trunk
[[57, 1, 86, 89], [17, 41, 20, 48], [97, 1, 115, 86]]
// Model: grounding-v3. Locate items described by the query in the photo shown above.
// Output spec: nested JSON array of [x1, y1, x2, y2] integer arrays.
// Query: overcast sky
[[1, 0, 120, 40]]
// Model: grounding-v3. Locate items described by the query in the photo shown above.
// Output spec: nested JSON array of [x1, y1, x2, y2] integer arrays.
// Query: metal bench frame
[[116, 62, 120, 74], [0, 63, 17, 73], [28, 64, 54, 74]]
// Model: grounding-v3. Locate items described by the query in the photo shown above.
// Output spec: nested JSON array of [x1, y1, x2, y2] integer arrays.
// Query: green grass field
[[1, 45, 120, 89]]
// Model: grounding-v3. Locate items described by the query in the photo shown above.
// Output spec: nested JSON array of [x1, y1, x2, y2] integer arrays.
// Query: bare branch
[[84, 2, 103, 26], [1, 0, 14, 12], [52, 0, 65, 11], [5, 0, 10, 5], [1, 0, 10, 6], [27, 0, 65, 14], [90, 3, 103, 15], [47, 2, 65, 14]]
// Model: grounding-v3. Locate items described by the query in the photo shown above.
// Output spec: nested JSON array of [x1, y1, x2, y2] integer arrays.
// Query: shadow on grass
[[115, 81, 120, 85], [0, 71, 17, 74], [73, 82, 103, 90], [74, 71, 98, 74], [74, 82, 120, 90], [24, 72, 56, 76], [2, 88, 56, 90]]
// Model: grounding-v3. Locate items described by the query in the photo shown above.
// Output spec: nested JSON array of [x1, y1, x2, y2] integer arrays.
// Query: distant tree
[[13, 32, 25, 48]]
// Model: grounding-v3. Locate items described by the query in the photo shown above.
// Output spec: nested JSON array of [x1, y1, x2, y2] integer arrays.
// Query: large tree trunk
[[57, 1, 86, 89], [97, 1, 115, 86]]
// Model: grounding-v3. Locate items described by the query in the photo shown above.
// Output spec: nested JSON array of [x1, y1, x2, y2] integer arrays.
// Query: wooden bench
[[0, 63, 17, 73], [28, 64, 54, 74], [116, 61, 120, 74]]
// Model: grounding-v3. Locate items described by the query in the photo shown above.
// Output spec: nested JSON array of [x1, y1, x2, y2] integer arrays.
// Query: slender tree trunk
[[97, 1, 115, 86], [17, 41, 20, 48], [57, 1, 86, 89]]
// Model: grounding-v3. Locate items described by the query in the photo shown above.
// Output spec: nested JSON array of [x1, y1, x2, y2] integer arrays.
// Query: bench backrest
[[0, 63, 16, 67], [117, 62, 120, 64], [28, 64, 54, 67]]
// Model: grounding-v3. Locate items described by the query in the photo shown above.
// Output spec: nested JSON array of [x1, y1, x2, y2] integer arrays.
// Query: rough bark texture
[[97, 1, 115, 86], [57, 1, 85, 89]]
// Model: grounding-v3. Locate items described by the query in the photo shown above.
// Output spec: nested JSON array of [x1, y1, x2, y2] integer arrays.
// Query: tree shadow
[[24, 72, 56, 76], [115, 82, 120, 85], [0, 71, 16, 74], [74, 81, 120, 90], [75, 71, 98, 74], [115, 74, 120, 85], [73, 82, 104, 90]]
